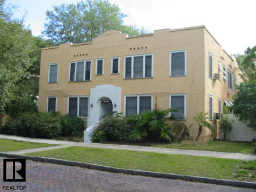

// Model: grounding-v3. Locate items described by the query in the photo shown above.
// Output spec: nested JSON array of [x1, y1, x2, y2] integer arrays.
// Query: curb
[[0, 152, 255, 189]]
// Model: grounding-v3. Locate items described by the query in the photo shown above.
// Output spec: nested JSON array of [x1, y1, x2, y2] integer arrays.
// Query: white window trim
[[47, 96, 57, 112], [111, 57, 120, 74], [169, 94, 187, 120], [48, 63, 58, 83], [124, 94, 153, 116], [209, 54, 213, 80], [209, 94, 214, 120], [124, 54, 154, 79], [169, 50, 187, 77], [96, 58, 104, 75], [69, 60, 92, 82], [67, 96, 89, 117], [218, 62, 222, 75]]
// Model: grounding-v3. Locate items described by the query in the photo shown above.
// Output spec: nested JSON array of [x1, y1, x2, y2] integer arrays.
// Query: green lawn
[[0, 139, 55, 152], [153, 141, 256, 154], [27, 146, 256, 182]]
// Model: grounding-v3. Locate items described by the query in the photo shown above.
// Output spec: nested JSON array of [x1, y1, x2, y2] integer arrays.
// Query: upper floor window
[[48, 64, 58, 83], [223, 65, 226, 82], [124, 54, 153, 79], [169, 94, 186, 120], [68, 96, 88, 117], [70, 60, 91, 82], [96, 59, 104, 75], [169, 51, 186, 77], [209, 95, 214, 120], [125, 95, 152, 117], [228, 71, 233, 89], [111, 57, 120, 74], [209, 54, 213, 79], [47, 96, 57, 112], [218, 99, 222, 113], [218, 62, 222, 75]]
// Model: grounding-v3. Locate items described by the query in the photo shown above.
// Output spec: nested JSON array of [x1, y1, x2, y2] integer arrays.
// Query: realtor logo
[[3, 159, 26, 182]]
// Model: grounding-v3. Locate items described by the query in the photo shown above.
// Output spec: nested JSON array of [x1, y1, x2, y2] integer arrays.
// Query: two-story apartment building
[[39, 25, 241, 142]]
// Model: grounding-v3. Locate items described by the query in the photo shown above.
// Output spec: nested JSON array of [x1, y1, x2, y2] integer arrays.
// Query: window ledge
[[48, 82, 58, 84], [69, 80, 91, 83], [111, 73, 120, 75], [123, 77, 153, 80], [169, 75, 186, 78]]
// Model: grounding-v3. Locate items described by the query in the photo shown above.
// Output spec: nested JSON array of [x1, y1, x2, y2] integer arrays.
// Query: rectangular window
[[209, 55, 213, 79], [96, 59, 104, 75], [69, 61, 91, 82], [218, 62, 222, 75], [228, 71, 233, 89], [223, 65, 226, 81], [47, 97, 57, 112], [48, 64, 58, 83], [112, 57, 120, 74], [170, 95, 186, 120], [170, 51, 186, 77], [218, 99, 222, 113], [68, 96, 88, 117], [76, 61, 84, 81], [145, 55, 152, 77], [209, 95, 214, 120], [125, 95, 152, 116], [124, 54, 153, 79], [139, 96, 152, 114], [125, 57, 132, 78]]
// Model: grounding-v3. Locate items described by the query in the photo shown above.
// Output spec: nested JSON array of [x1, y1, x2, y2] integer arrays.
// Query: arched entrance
[[99, 97, 113, 119], [84, 84, 121, 143]]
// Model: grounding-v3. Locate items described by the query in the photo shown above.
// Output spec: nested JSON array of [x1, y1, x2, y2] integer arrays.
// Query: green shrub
[[60, 115, 85, 137], [1, 112, 84, 139], [220, 115, 232, 141], [92, 113, 130, 142], [92, 110, 173, 143]]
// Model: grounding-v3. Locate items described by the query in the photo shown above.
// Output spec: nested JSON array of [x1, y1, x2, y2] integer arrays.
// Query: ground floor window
[[125, 95, 152, 116], [68, 96, 88, 117], [47, 96, 57, 112], [169, 94, 186, 120], [209, 95, 214, 120]]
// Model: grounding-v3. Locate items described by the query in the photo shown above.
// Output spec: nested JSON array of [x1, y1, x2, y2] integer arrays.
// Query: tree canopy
[[236, 46, 256, 82], [43, 0, 143, 44]]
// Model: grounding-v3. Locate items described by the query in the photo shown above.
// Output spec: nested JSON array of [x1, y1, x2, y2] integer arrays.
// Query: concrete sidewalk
[[1, 134, 256, 160]]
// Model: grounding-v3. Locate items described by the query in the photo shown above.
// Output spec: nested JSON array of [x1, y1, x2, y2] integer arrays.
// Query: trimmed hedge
[[0, 112, 85, 139]]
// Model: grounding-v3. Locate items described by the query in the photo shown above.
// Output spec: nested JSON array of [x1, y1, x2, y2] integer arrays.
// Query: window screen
[[85, 61, 91, 80], [209, 96, 213, 120], [126, 97, 137, 116], [171, 95, 185, 120], [125, 57, 132, 78], [69, 97, 78, 116], [171, 52, 185, 77], [139, 96, 151, 114], [49, 64, 57, 83], [70, 63, 76, 81], [145, 55, 152, 77], [133, 56, 143, 78], [79, 97, 88, 117], [112, 58, 119, 73], [209, 55, 213, 79], [97, 60, 103, 75], [48, 97, 56, 112], [76, 61, 84, 81]]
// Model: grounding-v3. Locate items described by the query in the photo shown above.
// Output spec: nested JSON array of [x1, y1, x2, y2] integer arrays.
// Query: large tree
[[43, 0, 142, 44], [0, 0, 37, 112], [236, 46, 256, 82]]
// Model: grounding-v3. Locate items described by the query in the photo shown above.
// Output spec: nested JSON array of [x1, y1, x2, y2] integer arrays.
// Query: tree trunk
[[196, 125, 202, 141]]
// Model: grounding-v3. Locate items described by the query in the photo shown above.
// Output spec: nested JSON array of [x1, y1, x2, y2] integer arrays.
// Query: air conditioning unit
[[213, 73, 220, 80]]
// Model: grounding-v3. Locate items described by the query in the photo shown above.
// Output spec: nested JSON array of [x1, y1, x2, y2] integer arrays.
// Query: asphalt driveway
[[0, 158, 255, 192]]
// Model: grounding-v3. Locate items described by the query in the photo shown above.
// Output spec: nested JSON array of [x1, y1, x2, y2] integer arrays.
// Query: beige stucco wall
[[39, 26, 239, 139]]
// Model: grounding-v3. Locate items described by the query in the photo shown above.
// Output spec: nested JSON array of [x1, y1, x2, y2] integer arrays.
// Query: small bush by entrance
[[91, 110, 190, 143]]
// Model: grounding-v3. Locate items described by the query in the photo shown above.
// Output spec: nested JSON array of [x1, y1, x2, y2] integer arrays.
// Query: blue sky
[[8, 0, 256, 55]]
